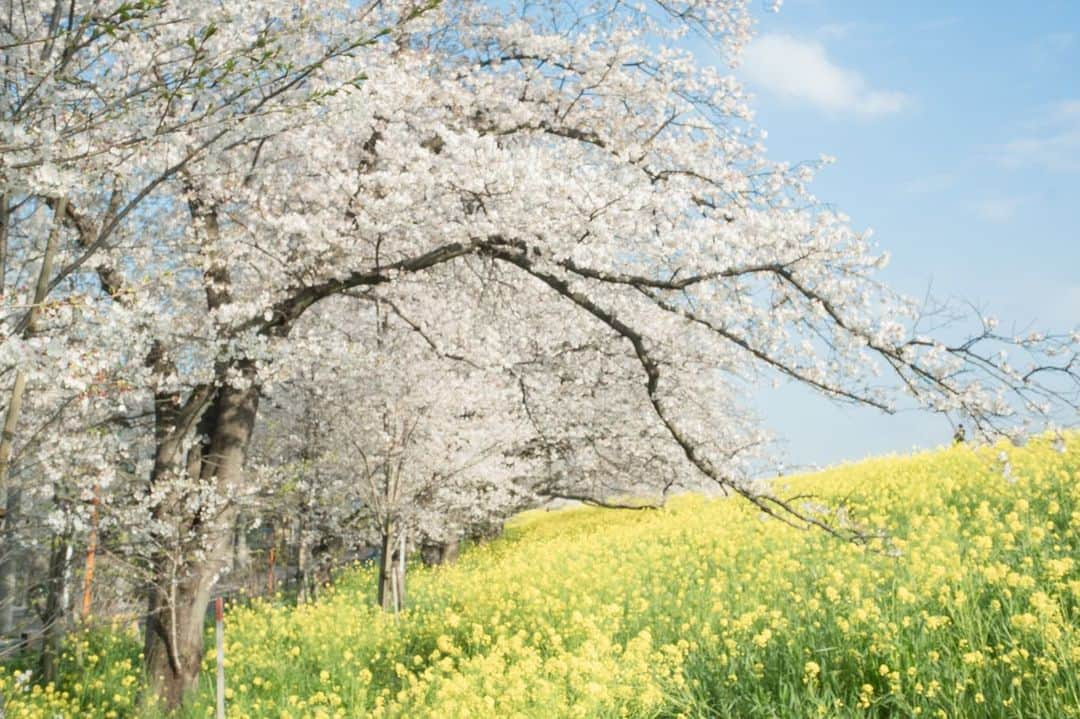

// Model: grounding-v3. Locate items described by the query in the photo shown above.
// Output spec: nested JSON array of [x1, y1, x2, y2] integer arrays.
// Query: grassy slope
[[2, 435, 1078, 718]]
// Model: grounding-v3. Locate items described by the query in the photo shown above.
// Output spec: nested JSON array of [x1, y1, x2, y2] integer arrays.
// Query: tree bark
[[267, 539, 277, 595], [143, 375, 260, 709], [377, 524, 398, 611], [0, 199, 67, 577], [439, 538, 459, 564], [232, 513, 250, 579], [420, 538, 459, 566], [0, 192, 10, 297], [143, 555, 221, 709], [295, 516, 312, 604], [0, 487, 21, 634], [376, 525, 406, 612], [39, 533, 71, 684]]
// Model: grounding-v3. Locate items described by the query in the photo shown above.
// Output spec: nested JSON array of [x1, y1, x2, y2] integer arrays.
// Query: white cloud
[[740, 34, 908, 119], [1000, 101, 1080, 172]]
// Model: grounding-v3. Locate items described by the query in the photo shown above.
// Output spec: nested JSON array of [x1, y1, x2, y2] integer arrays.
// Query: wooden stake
[[215, 597, 225, 719], [267, 545, 276, 595], [80, 485, 100, 618]]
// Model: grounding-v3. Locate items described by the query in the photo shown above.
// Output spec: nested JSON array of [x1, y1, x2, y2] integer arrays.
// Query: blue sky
[[713, 1, 1080, 469]]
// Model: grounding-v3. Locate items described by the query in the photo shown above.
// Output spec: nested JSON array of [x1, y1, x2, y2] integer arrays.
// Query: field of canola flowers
[[1, 434, 1078, 718]]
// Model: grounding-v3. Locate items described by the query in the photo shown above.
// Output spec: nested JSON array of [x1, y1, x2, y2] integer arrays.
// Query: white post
[[215, 597, 225, 719], [398, 530, 406, 610], [389, 560, 399, 615]]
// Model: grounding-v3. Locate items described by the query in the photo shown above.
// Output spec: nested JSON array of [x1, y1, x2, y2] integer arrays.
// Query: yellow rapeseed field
[[2, 434, 1077, 718]]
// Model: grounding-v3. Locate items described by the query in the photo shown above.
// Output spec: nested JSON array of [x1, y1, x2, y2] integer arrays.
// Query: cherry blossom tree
[[3, 0, 1078, 709], [1, 0, 435, 701], [252, 298, 534, 609]]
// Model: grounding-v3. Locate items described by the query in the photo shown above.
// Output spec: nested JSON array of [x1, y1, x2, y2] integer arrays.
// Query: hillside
[[3, 435, 1078, 718]]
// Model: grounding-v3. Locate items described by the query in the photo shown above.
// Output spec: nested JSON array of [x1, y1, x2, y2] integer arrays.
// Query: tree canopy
[[1, 0, 1077, 707]]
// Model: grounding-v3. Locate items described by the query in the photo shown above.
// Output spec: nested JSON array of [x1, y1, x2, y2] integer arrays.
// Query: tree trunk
[[232, 513, 250, 579], [0, 198, 66, 573], [39, 533, 71, 684], [267, 542, 277, 595], [143, 556, 221, 709], [377, 524, 399, 611], [420, 538, 460, 566], [377, 526, 391, 609], [376, 526, 406, 612], [2, 197, 69, 651], [143, 377, 260, 709], [440, 538, 459, 564], [0, 487, 21, 634], [295, 516, 312, 604]]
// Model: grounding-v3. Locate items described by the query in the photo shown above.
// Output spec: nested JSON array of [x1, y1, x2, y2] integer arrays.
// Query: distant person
[[953, 424, 966, 445]]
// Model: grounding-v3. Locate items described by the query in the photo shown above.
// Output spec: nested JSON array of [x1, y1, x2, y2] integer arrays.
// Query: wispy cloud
[[1000, 101, 1080, 172], [740, 34, 908, 119]]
